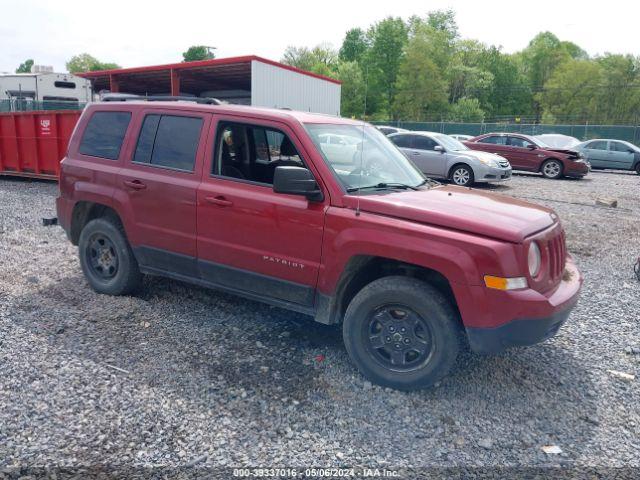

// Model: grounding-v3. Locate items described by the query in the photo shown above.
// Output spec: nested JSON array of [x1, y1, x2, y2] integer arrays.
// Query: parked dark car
[[465, 133, 589, 179]]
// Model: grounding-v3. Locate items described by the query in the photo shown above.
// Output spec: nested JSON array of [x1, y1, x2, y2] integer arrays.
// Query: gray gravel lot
[[0, 170, 638, 476]]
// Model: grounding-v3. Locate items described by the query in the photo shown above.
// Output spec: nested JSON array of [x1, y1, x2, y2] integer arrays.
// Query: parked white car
[[449, 134, 474, 141], [389, 131, 512, 186]]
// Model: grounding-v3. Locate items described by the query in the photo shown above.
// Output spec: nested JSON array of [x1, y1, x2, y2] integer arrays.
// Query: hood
[[547, 148, 580, 157], [343, 186, 557, 243], [460, 150, 506, 163]]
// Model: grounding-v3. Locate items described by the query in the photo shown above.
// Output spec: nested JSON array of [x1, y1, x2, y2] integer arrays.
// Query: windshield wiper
[[347, 182, 419, 193]]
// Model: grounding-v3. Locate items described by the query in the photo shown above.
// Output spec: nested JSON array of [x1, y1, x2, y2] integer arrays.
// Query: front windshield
[[434, 134, 468, 151], [305, 124, 426, 191], [531, 136, 551, 148]]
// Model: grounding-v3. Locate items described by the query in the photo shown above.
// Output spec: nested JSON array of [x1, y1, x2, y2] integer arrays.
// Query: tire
[[635, 163, 640, 175], [449, 164, 474, 186], [342, 276, 463, 391], [541, 159, 563, 179], [78, 217, 142, 295]]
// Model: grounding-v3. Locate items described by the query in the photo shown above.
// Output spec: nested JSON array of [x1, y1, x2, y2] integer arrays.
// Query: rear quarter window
[[79, 111, 131, 160]]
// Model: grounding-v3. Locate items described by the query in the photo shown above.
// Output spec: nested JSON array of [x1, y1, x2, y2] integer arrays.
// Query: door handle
[[409, 151, 420, 155], [123, 179, 147, 190], [204, 195, 233, 207]]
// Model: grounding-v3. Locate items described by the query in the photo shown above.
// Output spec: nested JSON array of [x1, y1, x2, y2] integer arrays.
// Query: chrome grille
[[547, 230, 566, 281]]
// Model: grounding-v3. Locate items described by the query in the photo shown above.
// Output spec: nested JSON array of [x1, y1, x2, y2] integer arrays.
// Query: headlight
[[528, 242, 541, 278], [478, 157, 499, 167]]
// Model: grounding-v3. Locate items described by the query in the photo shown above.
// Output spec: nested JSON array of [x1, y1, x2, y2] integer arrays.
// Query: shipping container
[[0, 110, 81, 180]]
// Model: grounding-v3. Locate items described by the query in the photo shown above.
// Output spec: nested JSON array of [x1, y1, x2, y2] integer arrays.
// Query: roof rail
[[100, 93, 223, 105]]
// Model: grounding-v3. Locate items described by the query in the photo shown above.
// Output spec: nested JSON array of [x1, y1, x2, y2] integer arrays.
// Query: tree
[[282, 44, 338, 74], [182, 46, 215, 62], [363, 17, 408, 116], [337, 61, 366, 118], [66, 53, 120, 73], [393, 28, 448, 121], [339, 28, 368, 63], [538, 60, 602, 123], [447, 97, 485, 122], [15, 59, 34, 73]]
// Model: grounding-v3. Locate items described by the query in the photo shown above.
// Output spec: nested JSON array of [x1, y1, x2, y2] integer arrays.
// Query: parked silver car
[[388, 131, 512, 186], [573, 139, 640, 174]]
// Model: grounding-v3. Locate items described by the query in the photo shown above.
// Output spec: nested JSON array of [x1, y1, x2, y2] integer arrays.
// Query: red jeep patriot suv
[[57, 99, 583, 390]]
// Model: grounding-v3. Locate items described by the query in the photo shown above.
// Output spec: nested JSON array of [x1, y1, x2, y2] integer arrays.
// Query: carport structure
[[78, 55, 342, 115]]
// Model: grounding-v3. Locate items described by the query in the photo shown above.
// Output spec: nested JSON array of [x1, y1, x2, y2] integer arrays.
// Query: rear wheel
[[635, 163, 640, 175], [450, 164, 474, 186], [343, 276, 462, 391], [541, 159, 563, 179], [78, 218, 142, 295]]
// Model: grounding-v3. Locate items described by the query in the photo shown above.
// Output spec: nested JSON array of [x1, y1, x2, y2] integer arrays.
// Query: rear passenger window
[[133, 114, 203, 172], [79, 111, 131, 160], [390, 135, 412, 148]]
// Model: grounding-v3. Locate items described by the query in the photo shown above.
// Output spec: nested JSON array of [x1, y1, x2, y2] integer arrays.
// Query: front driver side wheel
[[541, 159, 563, 179], [343, 276, 463, 391], [450, 164, 474, 186]]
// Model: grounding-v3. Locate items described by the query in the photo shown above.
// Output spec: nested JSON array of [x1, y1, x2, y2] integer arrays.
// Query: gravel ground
[[0, 170, 638, 477]]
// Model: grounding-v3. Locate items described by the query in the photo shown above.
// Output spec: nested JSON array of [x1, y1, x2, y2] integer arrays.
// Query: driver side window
[[214, 122, 305, 185], [412, 136, 437, 151], [508, 136, 533, 148]]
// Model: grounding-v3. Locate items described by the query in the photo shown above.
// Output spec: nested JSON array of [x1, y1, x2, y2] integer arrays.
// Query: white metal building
[[79, 56, 342, 116]]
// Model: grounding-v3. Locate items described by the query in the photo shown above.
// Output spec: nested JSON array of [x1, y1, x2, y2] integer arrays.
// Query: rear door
[[116, 108, 210, 277], [608, 141, 635, 170], [582, 140, 609, 168]]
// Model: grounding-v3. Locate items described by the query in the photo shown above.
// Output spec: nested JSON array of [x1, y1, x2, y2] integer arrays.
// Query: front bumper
[[464, 256, 582, 354], [475, 165, 512, 183], [565, 160, 589, 178]]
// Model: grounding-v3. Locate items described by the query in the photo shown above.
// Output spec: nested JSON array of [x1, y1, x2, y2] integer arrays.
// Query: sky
[[1, 0, 639, 73]]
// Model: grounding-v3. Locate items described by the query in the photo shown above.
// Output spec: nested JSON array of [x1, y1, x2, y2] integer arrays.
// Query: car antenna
[[356, 66, 368, 217]]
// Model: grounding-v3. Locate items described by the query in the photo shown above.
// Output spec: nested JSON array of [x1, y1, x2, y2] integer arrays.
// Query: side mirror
[[434, 145, 445, 153], [527, 144, 537, 150], [273, 166, 323, 201]]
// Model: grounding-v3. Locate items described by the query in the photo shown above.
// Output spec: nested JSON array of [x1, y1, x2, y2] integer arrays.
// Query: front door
[[196, 117, 327, 308], [117, 108, 210, 277], [406, 135, 448, 177], [608, 141, 636, 170], [506, 136, 540, 171]]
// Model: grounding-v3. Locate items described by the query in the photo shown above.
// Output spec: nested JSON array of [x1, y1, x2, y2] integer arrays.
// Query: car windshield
[[305, 124, 427, 192], [434, 134, 469, 151], [530, 136, 551, 148]]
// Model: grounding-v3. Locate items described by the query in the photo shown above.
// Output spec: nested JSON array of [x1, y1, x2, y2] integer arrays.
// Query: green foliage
[[393, 27, 448, 121], [337, 61, 365, 118], [281, 12, 638, 124], [339, 28, 369, 63], [447, 97, 485, 122], [15, 59, 34, 73], [66, 53, 121, 73], [182, 46, 216, 62]]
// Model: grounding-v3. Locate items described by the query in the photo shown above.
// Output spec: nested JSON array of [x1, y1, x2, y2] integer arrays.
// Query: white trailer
[[0, 72, 92, 110]]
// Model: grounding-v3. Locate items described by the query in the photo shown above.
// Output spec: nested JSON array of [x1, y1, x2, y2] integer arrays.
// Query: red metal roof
[[78, 55, 341, 93]]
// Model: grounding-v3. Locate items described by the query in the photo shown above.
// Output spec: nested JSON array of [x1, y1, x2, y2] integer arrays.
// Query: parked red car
[[464, 133, 589, 179], [56, 99, 582, 390]]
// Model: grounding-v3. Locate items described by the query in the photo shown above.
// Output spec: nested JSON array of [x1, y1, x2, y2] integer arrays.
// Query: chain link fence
[[374, 121, 640, 145]]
